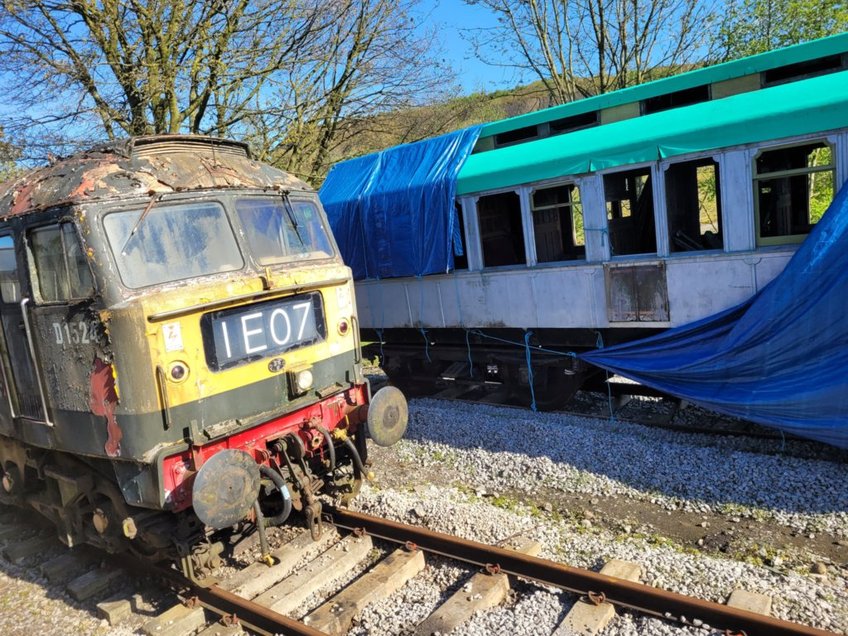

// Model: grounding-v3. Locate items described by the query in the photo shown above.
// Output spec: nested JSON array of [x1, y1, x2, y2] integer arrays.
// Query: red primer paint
[[162, 384, 368, 511], [90, 358, 122, 457]]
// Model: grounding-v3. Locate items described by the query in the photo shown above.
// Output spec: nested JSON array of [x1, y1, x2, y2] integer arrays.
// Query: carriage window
[[0, 235, 18, 303], [104, 202, 243, 288], [665, 159, 722, 252], [236, 198, 333, 265], [604, 168, 656, 256], [477, 191, 525, 267], [531, 184, 585, 263], [754, 142, 835, 245], [30, 224, 95, 302]]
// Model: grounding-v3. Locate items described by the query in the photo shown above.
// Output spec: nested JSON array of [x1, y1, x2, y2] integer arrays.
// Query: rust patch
[[0, 135, 309, 219], [90, 357, 122, 457]]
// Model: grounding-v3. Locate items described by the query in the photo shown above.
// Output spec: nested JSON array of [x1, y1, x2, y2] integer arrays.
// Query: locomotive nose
[[191, 449, 260, 530], [365, 386, 409, 447]]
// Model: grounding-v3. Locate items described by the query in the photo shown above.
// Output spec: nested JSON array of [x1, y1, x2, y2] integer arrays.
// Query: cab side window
[[30, 224, 95, 302], [0, 235, 19, 303]]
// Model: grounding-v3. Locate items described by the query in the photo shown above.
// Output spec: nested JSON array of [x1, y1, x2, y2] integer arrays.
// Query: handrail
[[20, 298, 51, 425]]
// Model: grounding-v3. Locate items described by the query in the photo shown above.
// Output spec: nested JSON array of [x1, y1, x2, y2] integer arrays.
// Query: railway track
[[0, 502, 839, 636]]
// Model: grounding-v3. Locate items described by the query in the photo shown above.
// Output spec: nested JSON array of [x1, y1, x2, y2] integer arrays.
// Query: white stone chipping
[[346, 397, 848, 635]]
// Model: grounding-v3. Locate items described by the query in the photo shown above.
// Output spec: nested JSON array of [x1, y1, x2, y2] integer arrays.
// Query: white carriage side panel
[[719, 149, 755, 253], [357, 248, 797, 331], [355, 265, 605, 330], [750, 250, 797, 293], [355, 279, 404, 330], [526, 265, 608, 327], [578, 175, 609, 262], [651, 163, 670, 258], [457, 270, 536, 327], [664, 250, 794, 325]]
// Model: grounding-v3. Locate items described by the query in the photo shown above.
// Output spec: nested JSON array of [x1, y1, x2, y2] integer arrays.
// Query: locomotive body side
[[0, 136, 406, 574]]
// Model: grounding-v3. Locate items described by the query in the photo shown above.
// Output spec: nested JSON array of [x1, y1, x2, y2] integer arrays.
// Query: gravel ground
[[347, 393, 848, 635], [0, 387, 844, 635], [0, 511, 161, 636], [388, 398, 848, 536]]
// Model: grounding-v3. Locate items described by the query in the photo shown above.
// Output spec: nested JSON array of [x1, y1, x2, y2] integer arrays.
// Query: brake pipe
[[258, 465, 292, 527]]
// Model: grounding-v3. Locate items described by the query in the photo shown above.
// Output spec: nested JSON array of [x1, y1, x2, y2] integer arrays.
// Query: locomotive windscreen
[[104, 201, 243, 288]]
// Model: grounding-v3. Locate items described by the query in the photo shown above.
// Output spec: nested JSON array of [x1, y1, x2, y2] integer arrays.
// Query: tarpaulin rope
[[595, 331, 617, 422], [524, 330, 537, 412]]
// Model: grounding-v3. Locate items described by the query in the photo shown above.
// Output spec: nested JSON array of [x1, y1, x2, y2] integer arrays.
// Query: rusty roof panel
[[0, 135, 309, 219]]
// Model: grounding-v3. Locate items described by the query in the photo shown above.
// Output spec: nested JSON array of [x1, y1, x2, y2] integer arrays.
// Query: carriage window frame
[[476, 190, 527, 269], [28, 222, 96, 305], [603, 166, 658, 257], [530, 182, 586, 264], [664, 157, 723, 253], [753, 139, 836, 247]]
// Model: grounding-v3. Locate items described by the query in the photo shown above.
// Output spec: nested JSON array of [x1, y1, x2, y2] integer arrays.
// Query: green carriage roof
[[479, 32, 848, 139], [457, 68, 848, 195]]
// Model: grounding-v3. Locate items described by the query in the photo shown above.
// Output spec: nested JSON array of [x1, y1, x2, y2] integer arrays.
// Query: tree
[[244, 0, 453, 183], [0, 0, 454, 182], [715, 0, 848, 60], [465, 0, 715, 103], [0, 128, 20, 182]]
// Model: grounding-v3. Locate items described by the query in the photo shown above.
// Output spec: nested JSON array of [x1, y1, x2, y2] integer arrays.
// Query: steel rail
[[129, 556, 328, 636], [184, 582, 328, 636], [327, 507, 836, 636]]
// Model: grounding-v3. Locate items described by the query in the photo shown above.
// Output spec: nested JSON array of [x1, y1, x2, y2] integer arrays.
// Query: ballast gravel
[[347, 397, 848, 635], [391, 399, 848, 536], [0, 393, 844, 635]]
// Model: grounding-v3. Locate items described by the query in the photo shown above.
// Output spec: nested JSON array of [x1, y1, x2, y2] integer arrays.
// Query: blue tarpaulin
[[581, 181, 848, 449], [320, 126, 482, 280]]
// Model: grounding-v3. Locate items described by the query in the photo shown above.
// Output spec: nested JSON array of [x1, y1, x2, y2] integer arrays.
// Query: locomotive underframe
[[0, 383, 372, 574]]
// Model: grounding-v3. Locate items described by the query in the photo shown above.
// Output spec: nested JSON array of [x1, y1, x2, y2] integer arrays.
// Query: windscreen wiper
[[121, 193, 163, 255], [281, 191, 305, 247]]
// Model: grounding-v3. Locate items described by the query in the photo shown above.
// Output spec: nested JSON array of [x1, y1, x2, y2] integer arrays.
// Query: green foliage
[[0, 130, 21, 183], [319, 86, 551, 180], [717, 0, 848, 60], [809, 147, 835, 223]]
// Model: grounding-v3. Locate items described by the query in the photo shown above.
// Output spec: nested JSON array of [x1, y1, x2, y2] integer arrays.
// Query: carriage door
[[0, 234, 46, 420]]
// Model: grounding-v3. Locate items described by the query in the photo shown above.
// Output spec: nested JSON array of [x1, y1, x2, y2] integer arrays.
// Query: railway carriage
[[321, 34, 848, 410], [0, 136, 407, 579]]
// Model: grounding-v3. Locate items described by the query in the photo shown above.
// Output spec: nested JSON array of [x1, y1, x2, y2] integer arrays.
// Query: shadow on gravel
[[401, 396, 848, 518]]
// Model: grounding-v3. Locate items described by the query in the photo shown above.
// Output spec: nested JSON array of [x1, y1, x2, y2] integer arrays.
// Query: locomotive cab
[[0, 136, 407, 577]]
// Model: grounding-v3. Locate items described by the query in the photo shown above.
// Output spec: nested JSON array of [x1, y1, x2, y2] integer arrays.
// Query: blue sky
[[413, 1, 522, 94]]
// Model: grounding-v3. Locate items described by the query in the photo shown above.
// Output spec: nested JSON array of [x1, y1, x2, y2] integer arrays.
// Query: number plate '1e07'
[[201, 293, 326, 371]]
